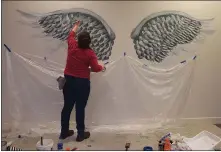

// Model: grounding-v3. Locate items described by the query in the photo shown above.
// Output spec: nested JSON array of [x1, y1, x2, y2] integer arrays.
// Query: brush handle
[[40, 137, 43, 145], [4, 44, 12, 52]]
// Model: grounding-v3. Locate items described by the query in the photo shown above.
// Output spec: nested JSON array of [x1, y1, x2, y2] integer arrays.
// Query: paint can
[[143, 146, 153, 151], [36, 139, 54, 151], [57, 143, 63, 151]]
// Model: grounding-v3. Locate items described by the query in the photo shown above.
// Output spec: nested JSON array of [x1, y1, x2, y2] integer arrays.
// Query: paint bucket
[[36, 139, 54, 151], [1, 141, 7, 150], [143, 146, 153, 151]]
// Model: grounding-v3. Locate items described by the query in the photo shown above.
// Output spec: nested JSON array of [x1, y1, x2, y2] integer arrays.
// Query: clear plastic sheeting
[[2, 49, 63, 135], [2, 47, 196, 136]]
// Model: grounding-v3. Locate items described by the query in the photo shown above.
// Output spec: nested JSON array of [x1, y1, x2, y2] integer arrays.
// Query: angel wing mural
[[131, 11, 214, 63], [17, 8, 116, 61]]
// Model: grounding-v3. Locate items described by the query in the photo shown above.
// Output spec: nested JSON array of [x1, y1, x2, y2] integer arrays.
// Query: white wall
[[2, 1, 221, 119]]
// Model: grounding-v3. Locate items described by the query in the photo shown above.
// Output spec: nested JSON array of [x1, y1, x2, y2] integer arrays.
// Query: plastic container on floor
[[36, 139, 54, 151], [164, 138, 171, 151], [183, 130, 221, 150], [143, 146, 153, 151], [57, 143, 63, 151]]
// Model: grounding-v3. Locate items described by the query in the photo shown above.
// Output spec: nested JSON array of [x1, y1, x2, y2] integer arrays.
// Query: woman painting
[[60, 21, 105, 142]]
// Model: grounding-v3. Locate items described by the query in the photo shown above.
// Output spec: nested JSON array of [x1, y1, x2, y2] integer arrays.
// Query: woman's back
[[64, 30, 103, 79], [61, 21, 104, 142]]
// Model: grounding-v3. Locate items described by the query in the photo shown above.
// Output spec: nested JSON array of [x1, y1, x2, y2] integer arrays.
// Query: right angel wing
[[131, 11, 204, 63], [17, 8, 116, 61]]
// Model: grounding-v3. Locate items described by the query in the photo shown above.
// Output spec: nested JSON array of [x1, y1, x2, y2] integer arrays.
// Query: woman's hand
[[72, 21, 81, 32], [98, 61, 106, 72], [76, 21, 80, 26], [98, 60, 104, 66]]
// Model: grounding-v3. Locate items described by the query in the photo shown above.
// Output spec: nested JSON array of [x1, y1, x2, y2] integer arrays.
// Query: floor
[[3, 121, 221, 150]]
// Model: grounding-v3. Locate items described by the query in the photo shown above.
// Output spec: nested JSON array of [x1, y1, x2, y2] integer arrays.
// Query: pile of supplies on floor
[[158, 131, 221, 151], [158, 132, 191, 151]]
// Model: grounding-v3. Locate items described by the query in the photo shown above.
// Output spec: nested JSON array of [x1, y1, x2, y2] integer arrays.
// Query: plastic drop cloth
[[2, 46, 197, 136]]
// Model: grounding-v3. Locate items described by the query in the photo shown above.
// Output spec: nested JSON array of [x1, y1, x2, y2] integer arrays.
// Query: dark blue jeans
[[61, 75, 90, 135]]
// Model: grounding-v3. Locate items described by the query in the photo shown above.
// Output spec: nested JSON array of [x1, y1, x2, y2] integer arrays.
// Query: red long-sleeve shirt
[[64, 31, 103, 79]]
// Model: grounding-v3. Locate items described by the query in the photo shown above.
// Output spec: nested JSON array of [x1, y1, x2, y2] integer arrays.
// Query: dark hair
[[77, 31, 91, 49]]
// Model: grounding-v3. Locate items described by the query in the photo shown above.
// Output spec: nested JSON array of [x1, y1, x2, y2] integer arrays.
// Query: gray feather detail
[[17, 8, 115, 61], [131, 11, 203, 63]]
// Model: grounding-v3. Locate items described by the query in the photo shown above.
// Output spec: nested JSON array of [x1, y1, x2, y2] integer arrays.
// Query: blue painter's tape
[[180, 60, 186, 64], [4, 44, 12, 52], [193, 55, 197, 60]]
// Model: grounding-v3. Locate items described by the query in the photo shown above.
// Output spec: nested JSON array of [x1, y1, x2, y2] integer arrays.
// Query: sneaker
[[76, 131, 90, 142], [59, 130, 74, 139]]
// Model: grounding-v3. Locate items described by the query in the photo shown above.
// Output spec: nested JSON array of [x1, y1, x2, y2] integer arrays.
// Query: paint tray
[[183, 130, 221, 150]]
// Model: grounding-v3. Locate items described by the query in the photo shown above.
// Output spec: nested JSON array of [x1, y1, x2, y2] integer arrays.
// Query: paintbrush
[[40, 136, 43, 146]]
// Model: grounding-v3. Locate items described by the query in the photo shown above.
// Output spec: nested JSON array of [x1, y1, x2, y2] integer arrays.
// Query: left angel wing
[[17, 8, 116, 61]]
